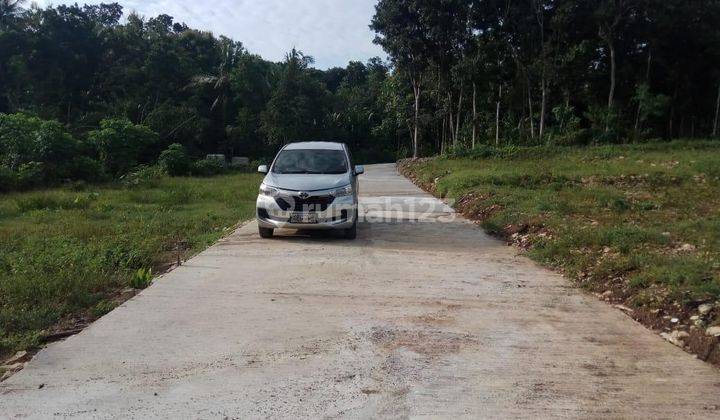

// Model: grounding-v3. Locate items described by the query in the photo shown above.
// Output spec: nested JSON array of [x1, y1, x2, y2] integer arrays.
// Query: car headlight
[[332, 184, 353, 197], [259, 183, 279, 197]]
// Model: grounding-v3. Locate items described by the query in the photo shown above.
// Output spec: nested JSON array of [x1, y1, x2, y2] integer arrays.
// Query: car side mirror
[[354, 165, 364, 175], [257, 165, 268, 174]]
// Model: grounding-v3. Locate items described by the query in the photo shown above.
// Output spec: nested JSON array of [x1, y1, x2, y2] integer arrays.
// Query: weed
[[129, 268, 153, 289], [91, 300, 117, 317]]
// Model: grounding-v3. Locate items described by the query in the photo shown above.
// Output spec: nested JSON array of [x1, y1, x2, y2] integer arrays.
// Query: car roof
[[283, 142, 345, 151]]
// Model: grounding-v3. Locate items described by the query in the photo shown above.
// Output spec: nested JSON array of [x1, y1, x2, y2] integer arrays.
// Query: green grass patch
[[0, 172, 261, 356], [402, 140, 720, 315]]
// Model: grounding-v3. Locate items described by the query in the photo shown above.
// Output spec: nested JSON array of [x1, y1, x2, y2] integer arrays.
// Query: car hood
[[263, 172, 351, 192]]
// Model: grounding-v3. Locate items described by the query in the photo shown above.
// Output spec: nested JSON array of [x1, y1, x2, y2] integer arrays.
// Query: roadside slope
[[398, 143, 720, 365]]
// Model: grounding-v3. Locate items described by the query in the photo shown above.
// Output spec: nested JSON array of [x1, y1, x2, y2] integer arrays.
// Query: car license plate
[[290, 212, 318, 224]]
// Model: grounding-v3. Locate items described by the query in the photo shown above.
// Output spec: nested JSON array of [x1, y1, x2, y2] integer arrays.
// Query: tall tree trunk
[[713, 83, 720, 138], [527, 81, 535, 139], [680, 115, 685, 138], [539, 77, 547, 140], [495, 85, 502, 146], [634, 50, 652, 138], [412, 78, 421, 159], [441, 117, 446, 155], [472, 82, 477, 149], [436, 71, 442, 154], [607, 42, 617, 109], [668, 83, 678, 138], [455, 84, 464, 149], [691, 116, 695, 138], [534, 0, 547, 141]]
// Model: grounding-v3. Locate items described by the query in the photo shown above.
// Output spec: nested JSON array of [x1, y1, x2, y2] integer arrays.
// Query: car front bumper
[[256, 194, 357, 230]]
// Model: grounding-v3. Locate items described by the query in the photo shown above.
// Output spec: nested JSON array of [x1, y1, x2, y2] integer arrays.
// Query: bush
[[191, 158, 226, 176], [0, 165, 16, 192], [68, 156, 105, 182], [120, 165, 166, 188], [88, 118, 159, 176], [0, 113, 81, 186], [15, 162, 45, 189], [158, 143, 191, 176]]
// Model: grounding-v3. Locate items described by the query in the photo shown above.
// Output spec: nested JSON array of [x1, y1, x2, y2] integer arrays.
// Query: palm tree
[[188, 39, 243, 155]]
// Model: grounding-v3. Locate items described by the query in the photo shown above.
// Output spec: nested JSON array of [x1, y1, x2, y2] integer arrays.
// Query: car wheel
[[344, 211, 358, 240], [258, 226, 274, 238]]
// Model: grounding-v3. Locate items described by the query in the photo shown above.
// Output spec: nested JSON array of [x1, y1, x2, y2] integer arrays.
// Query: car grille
[[275, 193, 335, 212]]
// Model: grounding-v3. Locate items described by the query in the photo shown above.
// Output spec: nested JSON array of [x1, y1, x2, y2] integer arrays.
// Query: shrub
[[129, 268, 153, 289], [120, 165, 166, 188], [585, 105, 620, 143], [191, 158, 226, 176], [0, 165, 16, 192], [0, 113, 81, 185], [158, 143, 191, 176], [69, 156, 105, 182], [15, 162, 45, 189], [88, 118, 159, 176]]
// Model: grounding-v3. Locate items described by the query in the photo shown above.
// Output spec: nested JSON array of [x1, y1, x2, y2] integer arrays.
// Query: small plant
[[90, 300, 117, 317], [129, 268, 153, 289]]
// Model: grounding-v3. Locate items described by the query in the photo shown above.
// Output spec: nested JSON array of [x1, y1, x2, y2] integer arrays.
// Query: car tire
[[258, 226, 274, 238], [344, 211, 358, 240]]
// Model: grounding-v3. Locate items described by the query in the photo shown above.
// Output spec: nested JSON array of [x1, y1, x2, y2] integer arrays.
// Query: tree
[[88, 118, 158, 175], [372, 0, 433, 158], [187, 37, 244, 155], [261, 48, 329, 146], [596, 0, 636, 111], [0, 0, 24, 29], [159, 143, 191, 176]]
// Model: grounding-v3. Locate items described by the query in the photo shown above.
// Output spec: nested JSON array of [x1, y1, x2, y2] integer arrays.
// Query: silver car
[[256, 142, 364, 239]]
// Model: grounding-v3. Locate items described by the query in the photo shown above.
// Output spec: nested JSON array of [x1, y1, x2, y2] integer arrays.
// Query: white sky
[[32, 0, 387, 69]]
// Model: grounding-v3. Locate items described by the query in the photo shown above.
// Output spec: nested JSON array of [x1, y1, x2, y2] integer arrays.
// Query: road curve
[[1, 164, 719, 418]]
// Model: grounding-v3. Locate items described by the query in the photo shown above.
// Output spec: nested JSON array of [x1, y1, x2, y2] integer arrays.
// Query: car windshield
[[272, 149, 348, 174]]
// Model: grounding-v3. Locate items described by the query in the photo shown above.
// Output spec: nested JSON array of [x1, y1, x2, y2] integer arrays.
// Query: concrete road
[[2, 164, 719, 419]]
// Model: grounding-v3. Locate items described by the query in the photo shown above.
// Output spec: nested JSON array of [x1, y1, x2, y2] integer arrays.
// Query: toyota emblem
[[299, 192, 309, 199]]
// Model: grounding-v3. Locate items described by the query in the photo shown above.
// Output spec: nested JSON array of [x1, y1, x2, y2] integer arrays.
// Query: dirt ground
[[1, 164, 719, 419]]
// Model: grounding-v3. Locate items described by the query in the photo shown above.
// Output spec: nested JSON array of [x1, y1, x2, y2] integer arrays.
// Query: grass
[[400, 140, 720, 322], [0, 172, 261, 356]]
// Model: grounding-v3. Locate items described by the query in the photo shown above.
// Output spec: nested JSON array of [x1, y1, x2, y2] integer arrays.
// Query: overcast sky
[[33, 0, 387, 69]]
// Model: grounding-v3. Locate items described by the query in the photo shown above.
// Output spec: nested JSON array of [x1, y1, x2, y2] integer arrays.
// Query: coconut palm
[[187, 38, 243, 155]]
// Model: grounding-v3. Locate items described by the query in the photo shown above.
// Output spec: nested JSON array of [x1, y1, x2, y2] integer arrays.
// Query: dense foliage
[[1, 1, 719, 187], [372, 0, 720, 157], [0, 1, 400, 191]]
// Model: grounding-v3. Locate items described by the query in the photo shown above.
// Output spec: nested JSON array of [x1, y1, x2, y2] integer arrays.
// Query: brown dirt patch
[[370, 327, 478, 357]]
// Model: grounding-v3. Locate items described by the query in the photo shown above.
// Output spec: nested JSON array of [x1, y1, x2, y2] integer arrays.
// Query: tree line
[[1, 1, 719, 189], [0, 1, 404, 190], [371, 0, 720, 157]]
